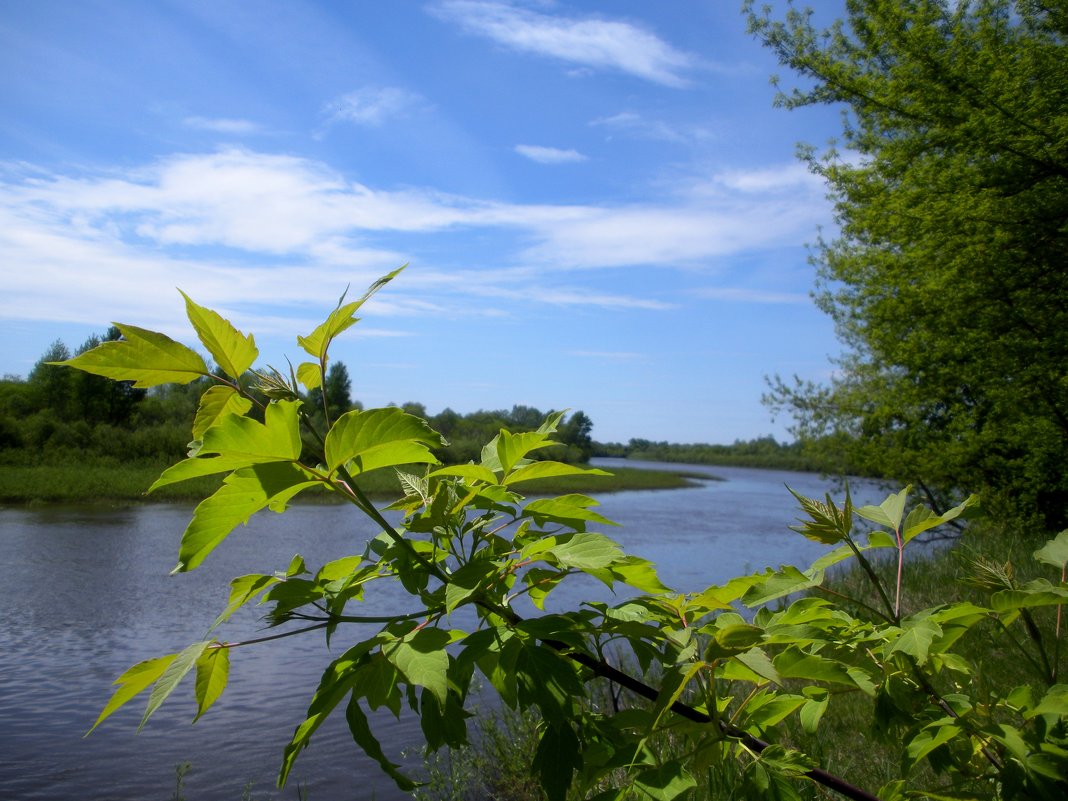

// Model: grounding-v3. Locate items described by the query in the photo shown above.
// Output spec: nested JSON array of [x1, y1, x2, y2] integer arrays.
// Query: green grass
[[0, 459, 705, 505]]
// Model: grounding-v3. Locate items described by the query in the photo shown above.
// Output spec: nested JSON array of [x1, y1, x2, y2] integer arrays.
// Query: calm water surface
[[0, 462, 881, 800]]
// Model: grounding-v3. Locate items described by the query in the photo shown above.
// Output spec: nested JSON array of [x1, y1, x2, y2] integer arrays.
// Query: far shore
[[0, 461, 716, 507]]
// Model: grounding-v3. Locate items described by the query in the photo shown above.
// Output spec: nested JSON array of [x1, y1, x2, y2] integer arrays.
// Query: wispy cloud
[[514, 144, 587, 164], [0, 151, 826, 333], [590, 111, 709, 144], [429, 1, 696, 86], [322, 86, 425, 128], [183, 116, 262, 135]]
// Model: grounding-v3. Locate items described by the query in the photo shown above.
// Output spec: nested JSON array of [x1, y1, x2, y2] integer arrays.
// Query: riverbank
[[0, 459, 711, 506]]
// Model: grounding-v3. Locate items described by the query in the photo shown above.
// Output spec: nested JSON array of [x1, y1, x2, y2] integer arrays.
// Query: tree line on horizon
[[0, 334, 832, 475], [0, 338, 603, 468]]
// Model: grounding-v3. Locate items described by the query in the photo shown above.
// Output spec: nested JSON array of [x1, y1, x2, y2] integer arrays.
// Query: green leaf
[[990, 580, 1068, 613], [280, 643, 372, 786], [705, 623, 765, 659], [1035, 529, 1068, 570], [633, 761, 698, 801], [429, 463, 500, 485], [382, 628, 452, 706], [324, 407, 444, 475], [905, 722, 961, 768], [140, 640, 211, 731], [1026, 685, 1068, 719], [56, 323, 208, 387], [191, 385, 253, 440], [787, 486, 853, 545], [740, 692, 807, 729], [600, 556, 673, 594], [179, 291, 258, 379], [87, 654, 176, 734], [889, 617, 943, 664], [901, 494, 978, 544], [505, 461, 610, 485], [742, 565, 822, 607], [799, 689, 829, 734], [152, 399, 305, 492], [211, 573, 279, 629], [542, 532, 625, 570], [532, 723, 581, 801], [856, 486, 911, 531], [495, 429, 556, 474], [296, 361, 322, 391], [345, 695, 416, 791], [193, 646, 229, 722], [174, 462, 319, 572], [200, 399, 302, 462], [724, 647, 781, 685], [523, 495, 618, 530], [297, 268, 404, 359]]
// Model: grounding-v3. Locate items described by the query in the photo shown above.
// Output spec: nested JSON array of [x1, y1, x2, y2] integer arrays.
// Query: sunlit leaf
[[523, 494, 618, 530], [325, 407, 444, 475], [889, 617, 943, 664], [57, 323, 208, 387], [87, 654, 176, 734], [200, 399, 302, 462], [505, 461, 611, 485], [1035, 529, 1068, 570], [901, 494, 978, 544], [174, 462, 319, 572], [296, 361, 322, 391], [429, 463, 499, 485], [191, 385, 253, 440], [180, 291, 258, 379], [193, 646, 230, 721], [140, 640, 211, 731], [297, 267, 404, 359], [856, 486, 911, 531]]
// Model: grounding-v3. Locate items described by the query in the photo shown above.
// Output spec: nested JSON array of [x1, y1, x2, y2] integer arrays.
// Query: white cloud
[[711, 163, 823, 194], [322, 86, 424, 127], [0, 152, 828, 334], [590, 111, 708, 144], [430, 1, 695, 86], [183, 116, 262, 135], [514, 144, 587, 164]]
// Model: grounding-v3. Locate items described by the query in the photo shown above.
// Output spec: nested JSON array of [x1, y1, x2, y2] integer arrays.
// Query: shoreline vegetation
[[0, 458, 716, 506]]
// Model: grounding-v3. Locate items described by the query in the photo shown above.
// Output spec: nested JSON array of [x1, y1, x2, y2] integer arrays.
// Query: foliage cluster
[[64, 275, 1068, 801], [750, 0, 1068, 530]]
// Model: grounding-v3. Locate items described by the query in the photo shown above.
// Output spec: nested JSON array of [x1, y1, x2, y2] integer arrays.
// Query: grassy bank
[[0, 459, 707, 506]]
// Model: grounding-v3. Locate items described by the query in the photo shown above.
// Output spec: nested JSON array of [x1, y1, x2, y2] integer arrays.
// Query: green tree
[[27, 340, 73, 418], [307, 361, 356, 421], [750, 0, 1068, 528], [70, 327, 146, 425]]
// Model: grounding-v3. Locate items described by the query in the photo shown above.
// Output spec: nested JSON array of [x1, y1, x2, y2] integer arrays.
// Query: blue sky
[[0, 1, 846, 444]]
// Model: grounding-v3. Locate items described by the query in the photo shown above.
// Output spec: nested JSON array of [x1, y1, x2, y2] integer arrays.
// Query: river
[[0, 461, 883, 800]]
